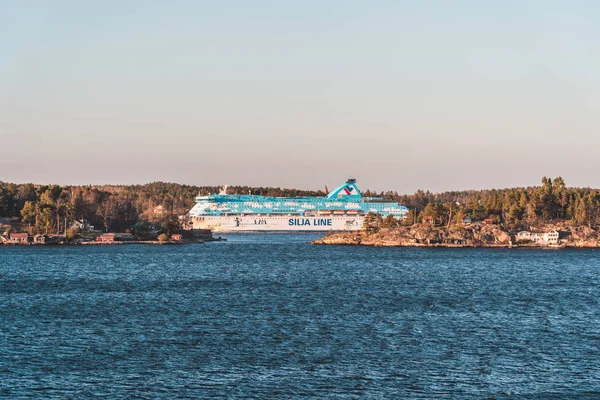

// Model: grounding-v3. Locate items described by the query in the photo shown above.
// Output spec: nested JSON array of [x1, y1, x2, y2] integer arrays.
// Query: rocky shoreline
[[312, 223, 600, 248]]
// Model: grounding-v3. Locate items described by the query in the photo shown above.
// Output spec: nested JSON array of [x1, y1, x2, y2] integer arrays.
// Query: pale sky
[[1, 0, 599, 193]]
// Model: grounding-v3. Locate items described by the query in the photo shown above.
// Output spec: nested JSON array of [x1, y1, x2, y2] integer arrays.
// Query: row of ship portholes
[[191, 212, 374, 220]]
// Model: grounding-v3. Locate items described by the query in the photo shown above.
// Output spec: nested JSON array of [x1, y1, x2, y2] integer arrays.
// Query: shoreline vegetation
[[312, 221, 599, 248], [314, 176, 600, 249], [0, 181, 317, 245], [0, 181, 321, 236], [2, 176, 600, 248], [1, 239, 227, 246], [0, 232, 226, 246]]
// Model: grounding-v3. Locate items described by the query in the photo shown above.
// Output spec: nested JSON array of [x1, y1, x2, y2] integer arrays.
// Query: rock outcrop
[[313, 222, 599, 248]]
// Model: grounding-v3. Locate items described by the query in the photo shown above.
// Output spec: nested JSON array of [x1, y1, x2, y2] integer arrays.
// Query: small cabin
[[9, 233, 29, 244], [462, 215, 472, 225], [96, 233, 115, 243], [171, 234, 183, 242]]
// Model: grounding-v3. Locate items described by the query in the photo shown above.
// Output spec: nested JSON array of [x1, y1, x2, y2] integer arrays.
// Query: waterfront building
[[9, 233, 29, 244], [516, 230, 560, 244], [96, 233, 115, 243]]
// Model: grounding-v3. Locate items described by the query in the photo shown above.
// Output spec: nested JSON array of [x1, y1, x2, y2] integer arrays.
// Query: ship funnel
[[326, 179, 361, 199], [219, 185, 229, 195]]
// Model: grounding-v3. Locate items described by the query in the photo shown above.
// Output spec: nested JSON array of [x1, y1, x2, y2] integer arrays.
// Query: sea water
[[1, 234, 599, 398]]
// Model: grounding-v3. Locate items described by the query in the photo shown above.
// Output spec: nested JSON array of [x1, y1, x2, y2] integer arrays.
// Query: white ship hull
[[191, 215, 364, 232]]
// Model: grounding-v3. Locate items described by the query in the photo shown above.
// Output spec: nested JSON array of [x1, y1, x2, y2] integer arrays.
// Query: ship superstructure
[[187, 179, 408, 232]]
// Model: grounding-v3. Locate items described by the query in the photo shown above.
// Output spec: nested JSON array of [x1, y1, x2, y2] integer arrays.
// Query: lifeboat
[[318, 210, 332, 215], [346, 210, 359, 215], [332, 210, 345, 215]]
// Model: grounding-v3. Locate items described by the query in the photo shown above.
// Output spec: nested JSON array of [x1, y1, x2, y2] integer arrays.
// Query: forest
[[1, 177, 599, 235], [0, 181, 322, 234], [365, 177, 600, 230]]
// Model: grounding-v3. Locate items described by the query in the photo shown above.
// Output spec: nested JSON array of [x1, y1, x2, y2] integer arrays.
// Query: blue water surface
[[1, 234, 599, 399]]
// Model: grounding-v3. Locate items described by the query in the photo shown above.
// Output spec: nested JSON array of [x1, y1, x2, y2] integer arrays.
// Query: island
[[313, 221, 599, 248]]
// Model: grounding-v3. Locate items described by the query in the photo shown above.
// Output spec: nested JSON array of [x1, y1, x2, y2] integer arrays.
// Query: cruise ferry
[[186, 179, 409, 232]]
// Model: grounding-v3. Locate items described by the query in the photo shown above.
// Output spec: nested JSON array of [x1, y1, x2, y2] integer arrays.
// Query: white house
[[516, 230, 559, 244], [72, 219, 94, 232]]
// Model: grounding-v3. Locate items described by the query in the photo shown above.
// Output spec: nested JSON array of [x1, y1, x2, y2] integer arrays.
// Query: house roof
[[10, 233, 28, 239]]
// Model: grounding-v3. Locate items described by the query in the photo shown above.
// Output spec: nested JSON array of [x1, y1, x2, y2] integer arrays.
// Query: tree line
[[0, 181, 322, 234], [1, 177, 599, 235], [366, 177, 600, 230]]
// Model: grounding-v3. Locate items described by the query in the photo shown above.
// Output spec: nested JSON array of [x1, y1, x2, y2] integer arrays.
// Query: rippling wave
[[1, 235, 599, 398]]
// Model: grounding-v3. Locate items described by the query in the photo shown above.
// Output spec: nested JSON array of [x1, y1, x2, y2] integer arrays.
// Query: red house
[[171, 234, 183, 242], [9, 233, 29, 244], [96, 233, 115, 243]]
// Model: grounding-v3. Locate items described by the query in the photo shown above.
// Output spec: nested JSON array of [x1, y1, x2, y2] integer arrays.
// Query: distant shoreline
[[1, 241, 191, 247], [312, 240, 586, 249], [312, 222, 600, 249], [0, 237, 226, 246]]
